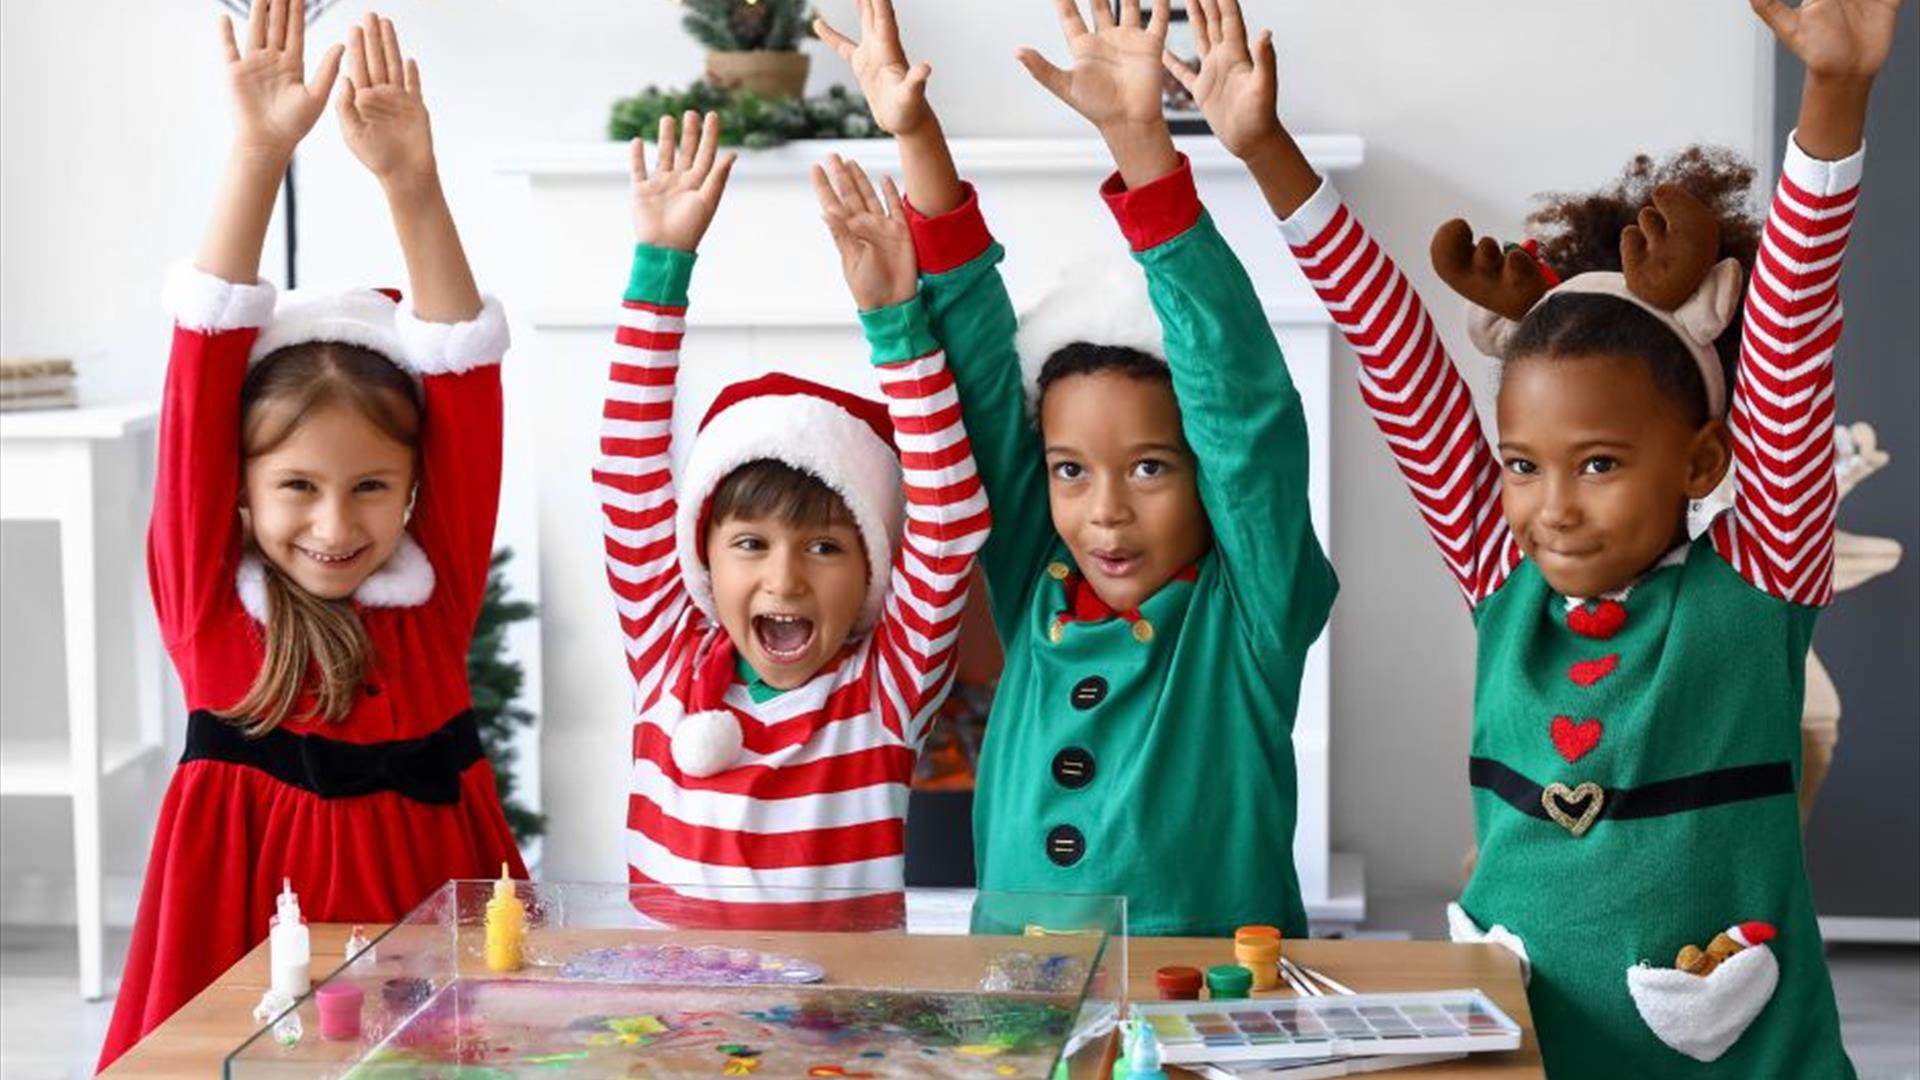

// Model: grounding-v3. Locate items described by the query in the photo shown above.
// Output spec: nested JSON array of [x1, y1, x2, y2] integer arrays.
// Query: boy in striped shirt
[[595, 112, 989, 927]]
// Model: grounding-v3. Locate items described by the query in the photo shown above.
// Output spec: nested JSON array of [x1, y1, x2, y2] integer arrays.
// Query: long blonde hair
[[225, 342, 421, 735]]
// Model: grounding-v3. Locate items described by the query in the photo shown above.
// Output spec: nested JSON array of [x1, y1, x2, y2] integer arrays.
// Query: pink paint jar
[[315, 982, 364, 1041]]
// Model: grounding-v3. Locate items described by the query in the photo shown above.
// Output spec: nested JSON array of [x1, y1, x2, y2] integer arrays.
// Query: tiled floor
[[2, 922, 1914, 1079]]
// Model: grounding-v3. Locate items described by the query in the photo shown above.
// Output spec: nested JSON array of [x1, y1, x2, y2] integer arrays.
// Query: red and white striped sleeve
[[1277, 181, 1520, 608], [1707, 135, 1864, 606], [865, 298, 991, 748], [596, 246, 697, 700]]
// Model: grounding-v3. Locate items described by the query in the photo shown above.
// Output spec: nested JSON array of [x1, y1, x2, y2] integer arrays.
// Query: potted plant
[[682, 0, 811, 100]]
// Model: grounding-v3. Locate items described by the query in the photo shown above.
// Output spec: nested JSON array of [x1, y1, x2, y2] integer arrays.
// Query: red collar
[[1058, 564, 1200, 626]]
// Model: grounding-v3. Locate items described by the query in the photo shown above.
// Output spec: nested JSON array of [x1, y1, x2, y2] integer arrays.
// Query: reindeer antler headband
[[1431, 184, 1742, 418]]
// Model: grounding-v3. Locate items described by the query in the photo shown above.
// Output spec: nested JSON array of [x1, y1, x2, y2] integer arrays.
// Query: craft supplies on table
[[1132, 990, 1523, 1066]]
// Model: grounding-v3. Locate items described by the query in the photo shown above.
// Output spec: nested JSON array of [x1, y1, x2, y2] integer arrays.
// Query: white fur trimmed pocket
[[1627, 935, 1779, 1063], [1446, 901, 1531, 985]]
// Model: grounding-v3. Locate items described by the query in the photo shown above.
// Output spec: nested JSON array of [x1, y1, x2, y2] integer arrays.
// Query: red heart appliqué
[[1566, 599, 1628, 640], [1551, 716, 1604, 763], [1568, 654, 1621, 688]]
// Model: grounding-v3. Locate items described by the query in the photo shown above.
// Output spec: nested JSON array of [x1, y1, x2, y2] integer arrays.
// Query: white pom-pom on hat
[[1013, 253, 1166, 413], [670, 710, 745, 778]]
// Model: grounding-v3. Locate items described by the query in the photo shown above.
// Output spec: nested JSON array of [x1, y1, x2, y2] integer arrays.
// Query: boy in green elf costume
[[816, 0, 1336, 935], [1170, 0, 1898, 1072]]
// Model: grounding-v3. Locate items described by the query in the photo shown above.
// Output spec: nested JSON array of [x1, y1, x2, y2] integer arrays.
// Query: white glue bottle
[[268, 878, 311, 997]]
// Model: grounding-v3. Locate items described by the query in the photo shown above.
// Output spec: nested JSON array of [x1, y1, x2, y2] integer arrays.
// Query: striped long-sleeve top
[[593, 244, 989, 927]]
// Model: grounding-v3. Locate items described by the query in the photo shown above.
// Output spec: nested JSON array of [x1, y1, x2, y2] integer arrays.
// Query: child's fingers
[[1147, 0, 1172, 38], [1052, 0, 1091, 40], [267, 0, 288, 53], [248, 0, 269, 51], [361, 13, 387, 84], [1016, 49, 1074, 104], [1747, 0, 1796, 40], [346, 25, 369, 89], [1089, 0, 1116, 31], [307, 43, 345, 102], [1216, 0, 1246, 47], [845, 158, 884, 215], [677, 109, 701, 172], [904, 62, 933, 95], [404, 57, 421, 98], [813, 17, 857, 61], [380, 18, 405, 89], [1187, 0, 1213, 53], [814, 157, 852, 215], [700, 151, 737, 203], [1162, 50, 1198, 93], [871, 0, 898, 38], [630, 137, 650, 182], [655, 114, 677, 174], [288, 0, 306, 59], [220, 15, 242, 64], [1253, 29, 1275, 84], [881, 175, 907, 222], [691, 111, 721, 180]]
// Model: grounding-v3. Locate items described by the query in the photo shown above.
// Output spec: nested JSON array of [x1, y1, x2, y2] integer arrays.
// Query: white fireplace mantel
[[496, 134, 1366, 925]]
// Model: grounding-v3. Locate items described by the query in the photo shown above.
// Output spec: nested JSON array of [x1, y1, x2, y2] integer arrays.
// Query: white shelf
[[0, 736, 160, 797], [0, 401, 156, 441]]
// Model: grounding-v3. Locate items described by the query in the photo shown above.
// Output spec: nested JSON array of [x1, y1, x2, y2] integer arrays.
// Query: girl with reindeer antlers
[[1169, 0, 1899, 1074]]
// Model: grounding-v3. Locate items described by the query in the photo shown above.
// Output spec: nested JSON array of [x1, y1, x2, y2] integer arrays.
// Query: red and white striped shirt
[[595, 284, 989, 928], [1278, 135, 1860, 609]]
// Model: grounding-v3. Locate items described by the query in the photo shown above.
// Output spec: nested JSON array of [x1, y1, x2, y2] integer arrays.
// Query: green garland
[[609, 81, 888, 149]]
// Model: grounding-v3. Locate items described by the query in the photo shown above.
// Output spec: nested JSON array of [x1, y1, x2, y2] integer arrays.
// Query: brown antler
[[1621, 185, 1722, 311], [1430, 219, 1553, 322]]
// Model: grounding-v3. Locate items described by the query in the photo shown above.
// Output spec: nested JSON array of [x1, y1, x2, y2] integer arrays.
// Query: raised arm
[[815, 156, 991, 746], [152, 0, 338, 643], [596, 113, 737, 697], [1709, 0, 1896, 603], [337, 12, 506, 625], [818, 0, 1045, 639], [1174, 0, 1516, 608]]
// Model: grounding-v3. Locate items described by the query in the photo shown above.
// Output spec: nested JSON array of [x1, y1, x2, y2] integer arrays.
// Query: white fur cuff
[[162, 261, 277, 333], [394, 295, 510, 377]]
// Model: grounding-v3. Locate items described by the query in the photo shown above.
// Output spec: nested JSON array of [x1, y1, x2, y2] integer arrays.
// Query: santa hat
[[668, 373, 905, 779], [1013, 253, 1166, 413], [674, 372, 904, 639]]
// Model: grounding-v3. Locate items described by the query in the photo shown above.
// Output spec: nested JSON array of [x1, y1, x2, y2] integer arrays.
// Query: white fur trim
[[1013, 253, 1166, 412], [248, 286, 408, 369], [393, 295, 510, 376], [671, 710, 745, 778], [234, 534, 436, 623], [1446, 902, 1532, 985], [1627, 942, 1778, 1063], [163, 262, 278, 333], [675, 394, 904, 635]]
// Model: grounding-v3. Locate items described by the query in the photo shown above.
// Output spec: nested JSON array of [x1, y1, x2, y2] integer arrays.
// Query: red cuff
[[1100, 154, 1203, 252], [904, 183, 994, 275]]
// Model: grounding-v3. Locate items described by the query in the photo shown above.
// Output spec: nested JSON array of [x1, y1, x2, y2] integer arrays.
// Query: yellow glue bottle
[[484, 863, 525, 973]]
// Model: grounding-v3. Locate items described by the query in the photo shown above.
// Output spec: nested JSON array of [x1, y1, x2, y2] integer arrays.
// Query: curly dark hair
[[1506, 146, 1762, 425], [1036, 342, 1171, 412]]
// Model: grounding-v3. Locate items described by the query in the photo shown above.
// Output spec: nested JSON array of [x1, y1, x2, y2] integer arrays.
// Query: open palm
[[337, 15, 435, 185], [813, 155, 917, 311], [814, 0, 932, 135], [220, 0, 342, 157], [1019, 0, 1171, 130], [1752, 0, 1904, 78], [632, 112, 737, 252], [1164, 0, 1279, 160]]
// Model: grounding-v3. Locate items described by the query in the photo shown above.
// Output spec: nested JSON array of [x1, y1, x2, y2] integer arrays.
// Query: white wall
[[1, 0, 1770, 922]]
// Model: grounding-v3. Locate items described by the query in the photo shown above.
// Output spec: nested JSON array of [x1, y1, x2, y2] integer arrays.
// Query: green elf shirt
[[904, 159, 1337, 936]]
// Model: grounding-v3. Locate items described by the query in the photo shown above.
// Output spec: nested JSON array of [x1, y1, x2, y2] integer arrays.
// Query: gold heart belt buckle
[[1542, 781, 1605, 837]]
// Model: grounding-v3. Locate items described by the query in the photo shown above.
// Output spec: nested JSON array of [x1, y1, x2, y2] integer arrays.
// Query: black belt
[[183, 709, 483, 805], [1469, 756, 1794, 838]]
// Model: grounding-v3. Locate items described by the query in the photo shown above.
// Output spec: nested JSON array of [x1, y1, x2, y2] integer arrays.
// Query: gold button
[[1132, 620, 1154, 643], [1049, 622, 1065, 643], [1047, 561, 1071, 581]]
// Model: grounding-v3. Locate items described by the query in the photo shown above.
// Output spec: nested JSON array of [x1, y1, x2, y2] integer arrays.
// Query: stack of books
[[0, 357, 77, 412]]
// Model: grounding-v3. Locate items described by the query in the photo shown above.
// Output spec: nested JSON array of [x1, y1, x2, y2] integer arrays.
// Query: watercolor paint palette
[[1131, 990, 1522, 1065]]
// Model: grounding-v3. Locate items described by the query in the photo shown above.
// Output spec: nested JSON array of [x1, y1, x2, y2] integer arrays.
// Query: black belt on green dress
[[1469, 756, 1794, 837], [183, 709, 483, 805]]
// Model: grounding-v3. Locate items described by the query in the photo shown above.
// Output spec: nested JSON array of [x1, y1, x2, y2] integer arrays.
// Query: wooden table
[[104, 926, 1540, 1078]]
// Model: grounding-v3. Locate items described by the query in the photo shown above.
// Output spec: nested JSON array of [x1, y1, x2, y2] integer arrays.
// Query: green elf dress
[[1275, 134, 1862, 1077], [903, 159, 1337, 936]]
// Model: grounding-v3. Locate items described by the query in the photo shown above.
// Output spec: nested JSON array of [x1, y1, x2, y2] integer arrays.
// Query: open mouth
[[752, 613, 817, 664], [1087, 548, 1143, 579], [296, 544, 368, 569]]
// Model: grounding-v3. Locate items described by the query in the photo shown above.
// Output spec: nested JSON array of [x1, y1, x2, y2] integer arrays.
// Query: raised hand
[[1750, 0, 1904, 79], [632, 112, 738, 253], [811, 155, 917, 311], [218, 0, 344, 160], [1019, 0, 1173, 133], [814, 0, 934, 136], [1163, 0, 1281, 161], [336, 14, 435, 191]]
